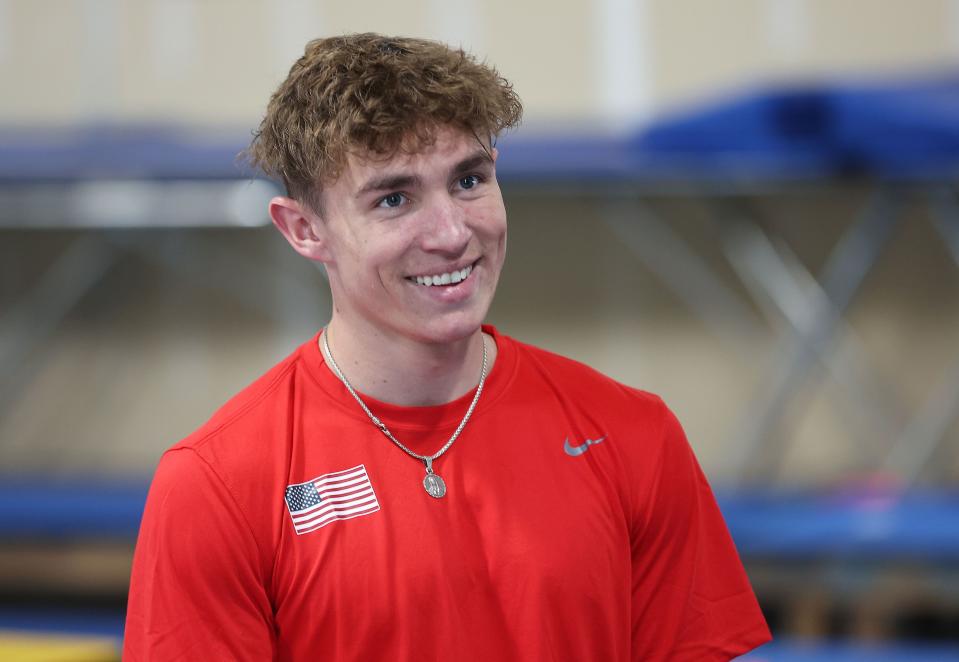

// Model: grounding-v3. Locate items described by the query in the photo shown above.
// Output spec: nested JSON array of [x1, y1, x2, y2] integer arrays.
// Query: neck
[[321, 319, 495, 406]]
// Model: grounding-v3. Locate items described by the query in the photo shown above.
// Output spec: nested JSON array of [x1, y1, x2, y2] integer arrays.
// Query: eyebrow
[[356, 174, 422, 198], [451, 150, 495, 176], [354, 149, 494, 199]]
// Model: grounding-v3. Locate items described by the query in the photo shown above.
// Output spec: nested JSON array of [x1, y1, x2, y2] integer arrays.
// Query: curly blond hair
[[246, 33, 523, 210]]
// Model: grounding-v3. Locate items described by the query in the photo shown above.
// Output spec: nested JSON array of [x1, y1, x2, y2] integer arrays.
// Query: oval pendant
[[423, 472, 447, 498]]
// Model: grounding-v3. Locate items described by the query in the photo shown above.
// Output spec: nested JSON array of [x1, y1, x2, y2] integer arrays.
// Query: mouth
[[406, 260, 477, 287]]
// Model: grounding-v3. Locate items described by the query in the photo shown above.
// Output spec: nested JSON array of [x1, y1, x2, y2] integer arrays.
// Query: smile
[[408, 263, 474, 287]]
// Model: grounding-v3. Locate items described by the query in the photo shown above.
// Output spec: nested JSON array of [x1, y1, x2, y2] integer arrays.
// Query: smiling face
[[300, 126, 508, 350]]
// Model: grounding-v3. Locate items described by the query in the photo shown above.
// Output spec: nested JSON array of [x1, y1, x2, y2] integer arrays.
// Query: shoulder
[[168, 336, 321, 470], [172, 348, 301, 455], [153, 338, 323, 529], [498, 332, 687, 481], [504, 333, 667, 422]]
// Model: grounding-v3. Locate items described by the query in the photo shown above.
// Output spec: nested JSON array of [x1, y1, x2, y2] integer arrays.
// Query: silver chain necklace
[[321, 329, 489, 499]]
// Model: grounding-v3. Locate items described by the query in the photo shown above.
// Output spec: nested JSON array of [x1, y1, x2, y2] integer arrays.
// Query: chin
[[410, 314, 487, 347]]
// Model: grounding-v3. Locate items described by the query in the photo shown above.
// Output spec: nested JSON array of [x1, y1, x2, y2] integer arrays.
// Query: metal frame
[[600, 183, 957, 488]]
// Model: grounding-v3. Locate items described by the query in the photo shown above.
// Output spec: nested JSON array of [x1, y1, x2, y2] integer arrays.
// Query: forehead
[[338, 127, 489, 186]]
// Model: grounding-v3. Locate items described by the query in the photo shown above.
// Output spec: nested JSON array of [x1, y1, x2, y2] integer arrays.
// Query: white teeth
[[411, 264, 473, 287]]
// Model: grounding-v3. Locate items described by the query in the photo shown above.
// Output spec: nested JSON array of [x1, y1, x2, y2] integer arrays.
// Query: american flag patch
[[284, 464, 380, 535]]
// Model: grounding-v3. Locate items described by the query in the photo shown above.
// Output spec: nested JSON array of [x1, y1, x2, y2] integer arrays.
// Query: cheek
[[363, 232, 415, 280], [490, 211, 508, 255], [476, 197, 508, 236]]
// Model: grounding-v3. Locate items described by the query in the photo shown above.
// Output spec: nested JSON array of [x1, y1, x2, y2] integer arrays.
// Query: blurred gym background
[[2, 1, 959, 660]]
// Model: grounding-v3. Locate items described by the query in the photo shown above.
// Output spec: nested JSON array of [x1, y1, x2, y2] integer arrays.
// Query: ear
[[269, 196, 332, 262]]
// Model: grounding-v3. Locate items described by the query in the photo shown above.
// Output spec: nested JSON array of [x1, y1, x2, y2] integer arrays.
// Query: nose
[[421, 195, 471, 255]]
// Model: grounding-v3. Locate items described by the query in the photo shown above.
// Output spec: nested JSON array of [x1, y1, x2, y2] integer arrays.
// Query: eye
[[458, 174, 482, 190], [377, 192, 407, 209]]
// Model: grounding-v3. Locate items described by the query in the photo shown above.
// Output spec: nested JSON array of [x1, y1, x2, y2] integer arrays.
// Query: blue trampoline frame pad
[[743, 638, 959, 661], [3, 477, 959, 560], [717, 488, 959, 561], [0, 477, 148, 540]]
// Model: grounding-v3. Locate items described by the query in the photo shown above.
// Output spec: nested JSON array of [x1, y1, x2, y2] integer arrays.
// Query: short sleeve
[[124, 448, 276, 660], [630, 404, 771, 661]]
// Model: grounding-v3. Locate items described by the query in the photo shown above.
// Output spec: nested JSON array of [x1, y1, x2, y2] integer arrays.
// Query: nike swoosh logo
[[564, 436, 607, 457]]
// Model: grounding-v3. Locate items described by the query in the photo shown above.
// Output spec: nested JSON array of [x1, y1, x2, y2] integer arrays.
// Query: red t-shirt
[[124, 326, 770, 660]]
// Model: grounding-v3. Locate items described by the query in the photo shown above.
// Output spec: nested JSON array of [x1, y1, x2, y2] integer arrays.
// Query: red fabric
[[125, 326, 771, 661]]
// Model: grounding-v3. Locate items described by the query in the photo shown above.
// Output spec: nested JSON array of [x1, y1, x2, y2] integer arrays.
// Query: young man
[[124, 33, 771, 660]]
